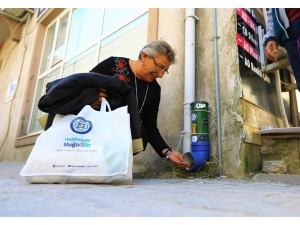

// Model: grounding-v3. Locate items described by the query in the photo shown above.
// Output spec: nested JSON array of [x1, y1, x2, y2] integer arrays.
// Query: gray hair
[[138, 40, 176, 64]]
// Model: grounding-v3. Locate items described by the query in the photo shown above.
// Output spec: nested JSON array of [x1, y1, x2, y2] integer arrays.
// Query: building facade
[[0, 8, 299, 178]]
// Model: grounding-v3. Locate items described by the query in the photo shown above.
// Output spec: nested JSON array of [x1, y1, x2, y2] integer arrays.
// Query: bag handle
[[100, 97, 111, 112]]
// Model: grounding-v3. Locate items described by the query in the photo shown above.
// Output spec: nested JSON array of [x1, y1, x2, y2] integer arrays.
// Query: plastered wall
[[134, 9, 247, 177], [0, 14, 38, 161], [194, 9, 246, 177], [135, 8, 263, 177]]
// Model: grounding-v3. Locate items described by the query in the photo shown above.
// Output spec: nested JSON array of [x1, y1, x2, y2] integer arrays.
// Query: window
[[28, 68, 60, 133], [99, 11, 148, 62], [28, 8, 149, 135], [65, 8, 102, 59]]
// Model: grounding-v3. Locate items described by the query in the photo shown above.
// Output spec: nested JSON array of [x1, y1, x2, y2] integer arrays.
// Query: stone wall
[[261, 137, 300, 174]]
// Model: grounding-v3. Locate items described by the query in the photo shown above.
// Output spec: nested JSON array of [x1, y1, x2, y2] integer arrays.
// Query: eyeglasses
[[152, 57, 169, 75]]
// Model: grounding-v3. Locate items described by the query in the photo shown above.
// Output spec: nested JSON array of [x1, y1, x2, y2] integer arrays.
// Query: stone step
[[262, 160, 287, 174], [252, 173, 300, 186]]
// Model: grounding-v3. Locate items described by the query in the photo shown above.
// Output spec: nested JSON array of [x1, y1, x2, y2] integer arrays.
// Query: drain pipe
[[213, 9, 223, 176], [182, 9, 199, 154]]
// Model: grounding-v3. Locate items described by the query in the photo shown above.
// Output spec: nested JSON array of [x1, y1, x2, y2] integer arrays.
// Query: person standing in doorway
[[263, 8, 300, 90]]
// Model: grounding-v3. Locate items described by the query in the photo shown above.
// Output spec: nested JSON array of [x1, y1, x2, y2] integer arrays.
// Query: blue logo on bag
[[70, 117, 92, 134]]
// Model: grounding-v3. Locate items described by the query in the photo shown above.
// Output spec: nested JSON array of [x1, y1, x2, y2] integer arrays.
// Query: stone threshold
[[252, 173, 300, 186], [256, 127, 300, 138]]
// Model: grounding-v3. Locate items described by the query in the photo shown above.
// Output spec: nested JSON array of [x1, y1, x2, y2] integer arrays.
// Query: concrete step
[[252, 173, 300, 186]]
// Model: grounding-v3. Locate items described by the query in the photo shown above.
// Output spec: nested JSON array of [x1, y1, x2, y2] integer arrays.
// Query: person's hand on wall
[[90, 87, 108, 110], [264, 40, 279, 62]]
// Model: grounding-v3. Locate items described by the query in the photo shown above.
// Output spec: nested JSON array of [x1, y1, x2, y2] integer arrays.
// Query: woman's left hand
[[167, 150, 191, 169], [90, 87, 107, 109]]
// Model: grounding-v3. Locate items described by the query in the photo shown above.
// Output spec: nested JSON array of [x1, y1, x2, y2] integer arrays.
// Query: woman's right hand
[[264, 40, 278, 62], [90, 87, 108, 110], [168, 151, 191, 169]]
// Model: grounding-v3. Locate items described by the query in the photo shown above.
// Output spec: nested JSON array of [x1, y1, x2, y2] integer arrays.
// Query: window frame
[[15, 8, 157, 147]]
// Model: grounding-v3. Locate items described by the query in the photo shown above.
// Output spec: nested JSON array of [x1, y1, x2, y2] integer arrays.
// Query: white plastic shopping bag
[[20, 98, 133, 184]]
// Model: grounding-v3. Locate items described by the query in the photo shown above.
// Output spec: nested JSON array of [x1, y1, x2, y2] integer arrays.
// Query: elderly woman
[[90, 40, 190, 169]]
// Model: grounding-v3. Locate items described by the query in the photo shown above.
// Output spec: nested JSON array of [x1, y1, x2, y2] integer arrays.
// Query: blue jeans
[[285, 16, 300, 91]]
